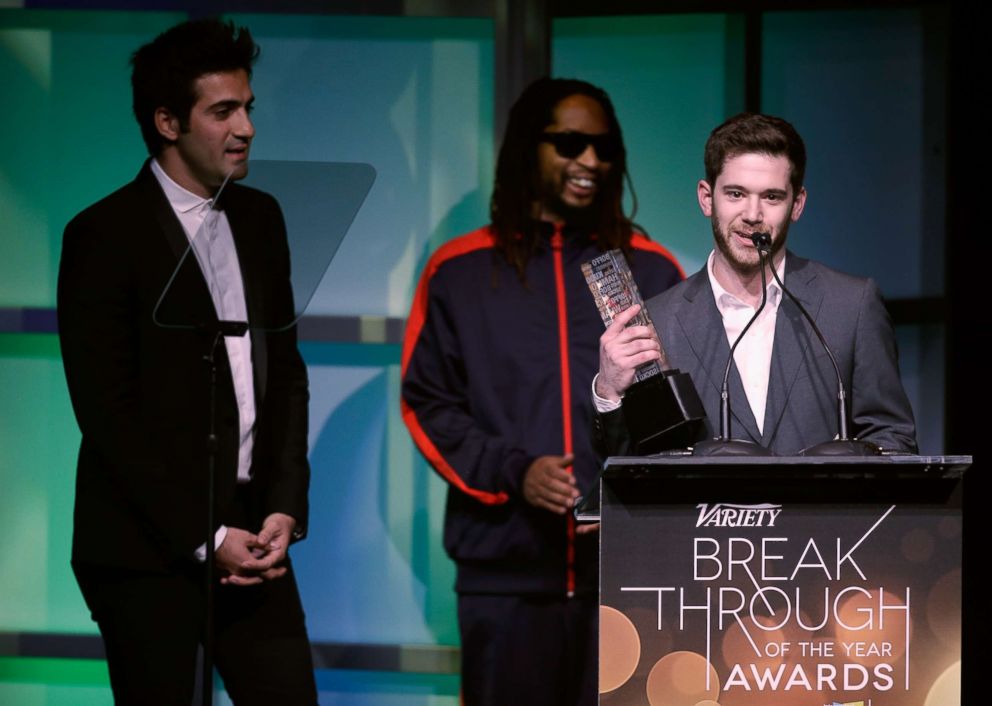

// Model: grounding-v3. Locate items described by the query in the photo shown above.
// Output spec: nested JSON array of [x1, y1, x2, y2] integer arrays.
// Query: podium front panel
[[598, 456, 967, 706]]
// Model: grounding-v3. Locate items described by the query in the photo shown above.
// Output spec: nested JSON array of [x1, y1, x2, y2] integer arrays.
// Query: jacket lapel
[[137, 163, 217, 330], [673, 271, 761, 443], [137, 162, 191, 263], [762, 252, 822, 447]]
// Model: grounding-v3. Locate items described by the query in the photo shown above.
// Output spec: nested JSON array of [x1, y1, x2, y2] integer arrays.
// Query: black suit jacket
[[58, 162, 310, 572], [598, 252, 917, 455]]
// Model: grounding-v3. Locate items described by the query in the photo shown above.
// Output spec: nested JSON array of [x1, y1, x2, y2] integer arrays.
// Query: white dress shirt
[[706, 251, 783, 434]]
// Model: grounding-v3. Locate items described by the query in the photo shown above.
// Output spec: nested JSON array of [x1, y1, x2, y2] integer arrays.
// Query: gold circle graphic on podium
[[645, 651, 719, 706], [924, 661, 961, 706], [599, 605, 641, 693]]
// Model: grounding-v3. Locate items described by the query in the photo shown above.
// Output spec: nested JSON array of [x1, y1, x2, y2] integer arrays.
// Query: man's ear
[[154, 107, 181, 143], [790, 186, 808, 222], [697, 179, 714, 217]]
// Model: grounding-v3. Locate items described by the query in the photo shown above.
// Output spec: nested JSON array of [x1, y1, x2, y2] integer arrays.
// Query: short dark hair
[[490, 77, 635, 276], [704, 113, 807, 194], [130, 17, 259, 155]]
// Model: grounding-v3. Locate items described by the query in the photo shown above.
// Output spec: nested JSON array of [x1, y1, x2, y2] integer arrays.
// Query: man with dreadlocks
[[401, 78, 683, 705]]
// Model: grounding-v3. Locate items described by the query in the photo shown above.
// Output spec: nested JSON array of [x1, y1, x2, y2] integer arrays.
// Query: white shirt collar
[[706, 249, 785, 312], [150, 158, 212, 215]]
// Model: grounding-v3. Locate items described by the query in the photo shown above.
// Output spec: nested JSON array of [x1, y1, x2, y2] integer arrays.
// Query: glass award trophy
[[582, 249, 704, 454]]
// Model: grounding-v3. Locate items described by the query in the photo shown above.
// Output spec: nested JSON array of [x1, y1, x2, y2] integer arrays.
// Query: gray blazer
[[599, 252, 917, 455]]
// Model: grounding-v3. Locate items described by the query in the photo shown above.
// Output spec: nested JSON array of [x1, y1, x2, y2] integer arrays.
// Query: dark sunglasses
[[539, 131, 621, 162]]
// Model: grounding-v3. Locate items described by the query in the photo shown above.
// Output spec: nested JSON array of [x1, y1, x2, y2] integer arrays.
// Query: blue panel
[[0, 336, 94, 634], [762, 9, 945, 300], [297, 345, 458, 645]]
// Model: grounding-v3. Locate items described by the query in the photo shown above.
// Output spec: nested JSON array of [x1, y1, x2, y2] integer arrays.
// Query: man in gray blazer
[[594, 113, 916, 455]]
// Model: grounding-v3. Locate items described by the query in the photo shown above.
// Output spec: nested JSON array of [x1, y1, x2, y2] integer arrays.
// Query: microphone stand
[[201, 320, 248, 706], [201, 329, 221, 706], [692, 234, 775, 457]]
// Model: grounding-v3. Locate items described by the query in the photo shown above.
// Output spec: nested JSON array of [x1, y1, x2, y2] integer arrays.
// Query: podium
[[593, 454, 971, 706]]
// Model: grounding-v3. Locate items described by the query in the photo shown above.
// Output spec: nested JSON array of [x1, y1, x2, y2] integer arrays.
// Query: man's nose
[[743, 196, 763, 223], [575, 143, 601, 169], [234, 108, 255, 139]]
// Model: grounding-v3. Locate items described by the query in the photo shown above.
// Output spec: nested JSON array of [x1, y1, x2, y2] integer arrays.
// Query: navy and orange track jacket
[[401, 224, 683, 595]]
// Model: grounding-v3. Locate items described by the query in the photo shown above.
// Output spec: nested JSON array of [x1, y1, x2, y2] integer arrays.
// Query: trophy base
[[623, 370, 706, 454]]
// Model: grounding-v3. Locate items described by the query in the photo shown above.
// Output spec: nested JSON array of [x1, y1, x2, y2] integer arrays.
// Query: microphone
[[751, 232, 772, 252], [692, 232, 775, 456], [759, 234, 881, 456]]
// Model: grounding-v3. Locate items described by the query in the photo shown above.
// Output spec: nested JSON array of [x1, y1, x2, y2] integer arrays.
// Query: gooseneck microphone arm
[[716, 235, 770, 441], [692, 234, 776, 456]]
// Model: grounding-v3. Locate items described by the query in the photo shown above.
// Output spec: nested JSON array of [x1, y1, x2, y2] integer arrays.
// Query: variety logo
[[695, 502, 782, 528]]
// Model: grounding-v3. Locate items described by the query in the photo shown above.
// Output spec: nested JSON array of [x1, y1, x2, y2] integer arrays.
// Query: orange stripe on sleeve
[[630, 233, 686, 280], [401, 227, 496, 375], [400, 227, 508, 505]]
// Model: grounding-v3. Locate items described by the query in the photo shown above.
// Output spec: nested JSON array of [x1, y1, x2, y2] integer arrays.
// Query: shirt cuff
[[592, 373, 622, 413], [194, 525, 229, 563]]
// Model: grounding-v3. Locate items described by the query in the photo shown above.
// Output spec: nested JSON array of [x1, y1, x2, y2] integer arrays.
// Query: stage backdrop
[[1, 6, 947, 704]]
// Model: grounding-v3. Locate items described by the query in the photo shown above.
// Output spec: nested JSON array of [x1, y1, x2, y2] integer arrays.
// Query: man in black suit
[[57, 18, 317, 705], [595, 113, 917, 455]]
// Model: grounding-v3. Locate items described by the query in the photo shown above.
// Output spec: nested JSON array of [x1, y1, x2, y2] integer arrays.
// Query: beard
[[539, 191, 601, 226], [711, 214, 790, 275]]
